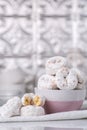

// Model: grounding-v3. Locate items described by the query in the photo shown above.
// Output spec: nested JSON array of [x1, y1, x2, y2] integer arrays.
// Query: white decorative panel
[[0, 0, 32, 16], [38, 17, 72, 56], [79, 0, 87, 16], [0, 0, 14, 15], [79, 18, 87, 55], [38, 0, 72, 16], [0, 0, 87, 99], [0, 18, 14, 35], [3, 19, 33, 56]]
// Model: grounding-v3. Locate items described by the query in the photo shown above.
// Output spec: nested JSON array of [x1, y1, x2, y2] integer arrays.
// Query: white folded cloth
[[81, 100, 87, 110], [0, 100, 87, 122]]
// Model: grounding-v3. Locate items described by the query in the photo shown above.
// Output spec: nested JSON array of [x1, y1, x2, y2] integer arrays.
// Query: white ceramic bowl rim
[[35, 88, 86, 101]]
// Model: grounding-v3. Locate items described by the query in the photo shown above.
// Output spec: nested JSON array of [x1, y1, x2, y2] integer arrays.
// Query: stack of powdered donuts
[[38, 56, 85, 90]]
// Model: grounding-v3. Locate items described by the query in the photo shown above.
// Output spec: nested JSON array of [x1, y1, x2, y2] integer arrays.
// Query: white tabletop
[[0, 100, 87, 129], [0, 119, 87, 129]]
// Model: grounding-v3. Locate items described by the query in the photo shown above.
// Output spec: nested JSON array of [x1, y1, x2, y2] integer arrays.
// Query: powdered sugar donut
[[21, 105, 45, 116], [46, 56, 67, 75], [33, 95, 45, 106], [38, 74, 57, 90], [56, 67, 78, 90], [0, 97, 22, 117], [22, 93, 34, 106], [72, 68, 85, 89]]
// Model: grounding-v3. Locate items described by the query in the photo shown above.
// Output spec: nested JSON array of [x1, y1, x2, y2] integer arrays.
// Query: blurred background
[[0, 0, 87, 104]]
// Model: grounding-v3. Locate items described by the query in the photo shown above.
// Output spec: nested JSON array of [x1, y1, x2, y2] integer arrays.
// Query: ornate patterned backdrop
[[0, 0, 87, 98]]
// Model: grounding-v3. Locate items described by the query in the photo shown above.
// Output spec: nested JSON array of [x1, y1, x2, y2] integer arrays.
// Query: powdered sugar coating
[[72, 68, 85, 89], [46, 56, 67, 75], [38, 74, 57, 90], [56, 67, 78, 90], [0, 97, 22, 117], [21, 105, 45, 116]]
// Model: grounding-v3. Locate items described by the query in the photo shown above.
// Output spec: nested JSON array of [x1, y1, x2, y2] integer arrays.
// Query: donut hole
[[52, 59, 56, 63], [53, 74, 56, 76], [57, 59, 61, 63]]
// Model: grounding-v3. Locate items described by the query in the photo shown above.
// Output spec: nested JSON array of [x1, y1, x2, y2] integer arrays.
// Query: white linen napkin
[[0, 100, 87, 122], [81, 100, 87, 110]]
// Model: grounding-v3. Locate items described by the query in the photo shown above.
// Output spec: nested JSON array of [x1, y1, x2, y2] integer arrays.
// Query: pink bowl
[[35, 88, 86, 114]]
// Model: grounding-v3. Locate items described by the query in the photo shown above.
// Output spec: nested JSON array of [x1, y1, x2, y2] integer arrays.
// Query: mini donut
[[56, 66, 69, 77], [38, 74, 57, 90], [72, 68, 85, 89], [56, 67, 78, 90], [33, 95, 45, 106], [0, 97, 22, 117], [21, 105, 45, 116], [46, 56, 67, 75], [22, 93, 34, 106]]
